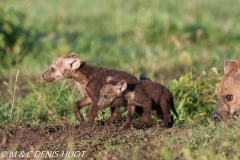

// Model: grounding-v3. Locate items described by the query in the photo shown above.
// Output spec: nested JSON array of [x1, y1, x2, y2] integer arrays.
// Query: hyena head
[[42, 52, 81, 82], [97, 76, 127, 109], [212, 59, 240, 122]]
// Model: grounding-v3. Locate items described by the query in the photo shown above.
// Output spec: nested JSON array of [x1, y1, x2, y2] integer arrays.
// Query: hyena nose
[[212, 112, 220, 121], [97, 103, 100, 108], [97, 102, 102, 109], [41, 73, 45, 79]]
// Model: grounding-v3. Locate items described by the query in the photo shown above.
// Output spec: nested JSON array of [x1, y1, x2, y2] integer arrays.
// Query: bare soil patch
[[0, 121, 185, 159]]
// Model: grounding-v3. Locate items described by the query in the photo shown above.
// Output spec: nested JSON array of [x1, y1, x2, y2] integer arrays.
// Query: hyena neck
[[61, 62, 93, 85], [77, 62, 99, 79], [78, 62, 91, 76], [63, 69, 86, 83]]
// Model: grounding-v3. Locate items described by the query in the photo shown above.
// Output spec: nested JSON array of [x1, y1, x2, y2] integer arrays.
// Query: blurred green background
[[0, 0, 239, 124]]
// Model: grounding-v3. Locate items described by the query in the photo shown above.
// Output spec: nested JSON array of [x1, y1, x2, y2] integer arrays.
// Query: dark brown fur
[[74, 62, 139, 126], [98, 77, 178, 128], [141, 80, 178, 127]]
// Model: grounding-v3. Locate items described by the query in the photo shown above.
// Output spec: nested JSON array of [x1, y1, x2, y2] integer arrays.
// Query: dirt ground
[[0, 121, 184, 159]]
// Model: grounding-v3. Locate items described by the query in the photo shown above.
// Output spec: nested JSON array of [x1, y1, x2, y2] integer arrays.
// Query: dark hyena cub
[[98, 76, 178, 129]]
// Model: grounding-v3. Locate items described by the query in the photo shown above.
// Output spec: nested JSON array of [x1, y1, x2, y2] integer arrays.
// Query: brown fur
[[141, 80, 178, 126], [42, 52, 139, 126], [98, 77, 178, 128], [212, 59, 240, 122]]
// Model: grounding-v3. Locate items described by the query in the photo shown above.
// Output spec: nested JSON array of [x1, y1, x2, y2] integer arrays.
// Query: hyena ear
[[68, 57, 81, 70], [106, 76, 116, 83], [117, 80, 127, 94], [224, 60, 236, 74], [69, 52, 77, 56], [65, 52, 82, 70]]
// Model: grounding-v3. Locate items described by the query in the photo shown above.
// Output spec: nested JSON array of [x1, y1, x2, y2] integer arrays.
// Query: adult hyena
[[212, 59, 240, 122]]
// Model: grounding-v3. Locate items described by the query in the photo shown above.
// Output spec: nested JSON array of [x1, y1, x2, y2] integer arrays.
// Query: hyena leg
[[84, 103, 100, 126], [151, 109, 163, 119], [122, 105, 136, 129], [105, 107, 121, 125], [139, 104, 157, 127], [160, 100, 173, 127], [156, 104, 164, 119], [73, 96, 92, 123], [136, 106, 160, 120]]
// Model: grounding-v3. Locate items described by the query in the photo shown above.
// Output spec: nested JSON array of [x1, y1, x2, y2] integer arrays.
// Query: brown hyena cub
[[98, 76, 178, 129], [42, 52, 139, 127]]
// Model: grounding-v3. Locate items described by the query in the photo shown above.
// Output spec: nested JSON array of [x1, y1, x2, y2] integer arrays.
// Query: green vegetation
[[0, 0, 240, 159]]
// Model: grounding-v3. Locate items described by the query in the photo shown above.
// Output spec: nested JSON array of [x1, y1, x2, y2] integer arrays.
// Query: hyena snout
[[97, 102, 105, 109], [41, 70, 50, 79], [212, 108, 231, 122], [97, 102, 101, 108], [42, 73, 44, 78], [97, 100, 109, 109], [212, 111, 221, 121]]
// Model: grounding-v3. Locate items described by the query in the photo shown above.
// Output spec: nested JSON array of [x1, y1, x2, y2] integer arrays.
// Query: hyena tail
[[169, 96, 179, 119], [139, 73, 152, 81]]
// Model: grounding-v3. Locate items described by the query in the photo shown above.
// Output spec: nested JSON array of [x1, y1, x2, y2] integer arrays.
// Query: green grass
[[1, 0, 240, 159], [1, 0, 240, 79]]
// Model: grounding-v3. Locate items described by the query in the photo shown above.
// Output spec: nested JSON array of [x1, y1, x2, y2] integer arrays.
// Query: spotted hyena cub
[[98, 76, 178, 129], [42, 52, 139, 127]]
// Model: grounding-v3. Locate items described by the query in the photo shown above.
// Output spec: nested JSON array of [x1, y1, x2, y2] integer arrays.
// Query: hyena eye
[[104, 95, 108, 98], [51, 67, 55, 72], [225, 94, 233, 102]]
